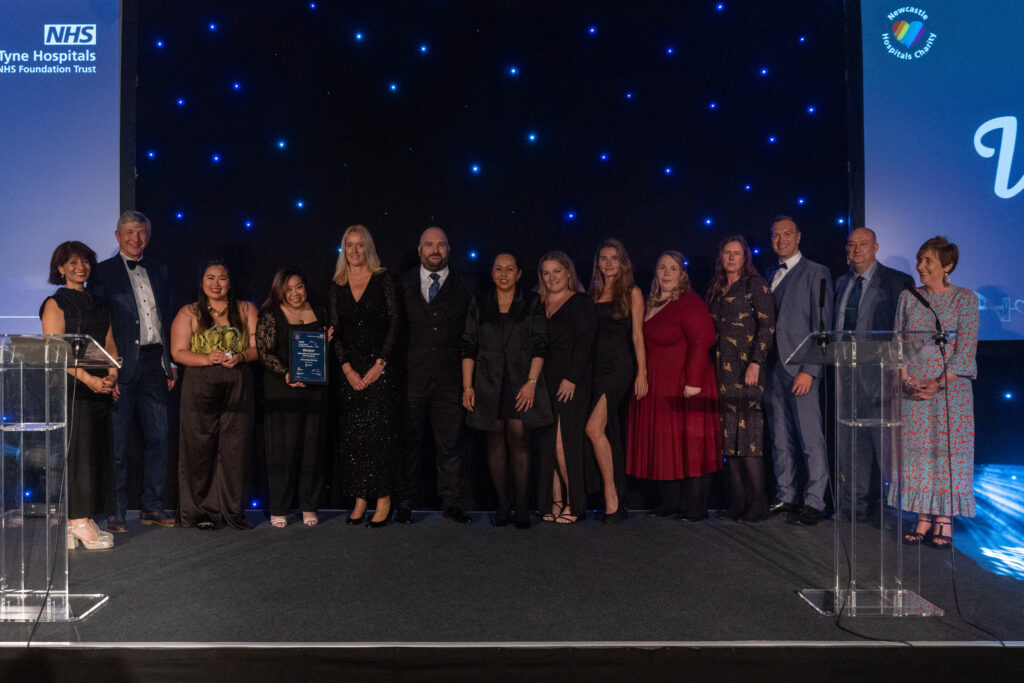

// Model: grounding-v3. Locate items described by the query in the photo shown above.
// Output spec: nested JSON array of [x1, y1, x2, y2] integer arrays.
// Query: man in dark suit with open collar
[[764, 216, 833, 526], [833, 227, 915, 521], [93, 210, 177, 532], [394, 227, 475, 523]]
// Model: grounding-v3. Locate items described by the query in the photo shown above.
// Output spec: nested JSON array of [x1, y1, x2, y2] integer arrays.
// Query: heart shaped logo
[[892, 20, 925, 48]]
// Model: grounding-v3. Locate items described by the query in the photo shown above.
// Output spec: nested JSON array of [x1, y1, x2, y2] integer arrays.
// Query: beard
[[421, 254, 448, 272]]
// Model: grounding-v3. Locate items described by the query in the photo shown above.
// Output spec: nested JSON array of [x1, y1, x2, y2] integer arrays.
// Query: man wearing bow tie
[[94, 211, 177, 532], [764, 216, 832, 526], [395, 227, 475, 524]]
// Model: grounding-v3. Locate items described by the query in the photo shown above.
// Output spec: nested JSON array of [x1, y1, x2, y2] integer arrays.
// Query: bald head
[[846, 227, 879, 274], [418, 226, 450, 272]]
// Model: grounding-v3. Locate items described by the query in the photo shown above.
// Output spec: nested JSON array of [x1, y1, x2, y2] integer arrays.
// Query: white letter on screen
[[974, 116, 1023, 199]]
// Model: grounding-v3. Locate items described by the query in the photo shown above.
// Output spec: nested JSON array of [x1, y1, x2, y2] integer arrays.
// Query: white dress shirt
[[420, 265, 449, 302], [120, 251, 163, 345], [770, 252, 803, 292]]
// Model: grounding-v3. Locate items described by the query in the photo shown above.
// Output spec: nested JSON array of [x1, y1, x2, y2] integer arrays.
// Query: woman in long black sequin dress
[[328, 225, 403, 527], [40, 241, 118, 550]]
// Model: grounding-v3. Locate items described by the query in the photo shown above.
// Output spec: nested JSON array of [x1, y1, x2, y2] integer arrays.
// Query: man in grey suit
[[765, 216, 832, 526], [833, 227, 915, 521]]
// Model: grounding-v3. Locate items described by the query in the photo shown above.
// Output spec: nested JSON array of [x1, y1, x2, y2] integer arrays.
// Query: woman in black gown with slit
[[537, 251, 595, 523], [328, 225, 403, 527], [585, 239, 647, 523]]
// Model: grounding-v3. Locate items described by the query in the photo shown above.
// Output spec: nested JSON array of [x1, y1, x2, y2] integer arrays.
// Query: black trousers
[[397, 378, 466, 507], [67, 394, 112, 519], [264, 378, 325, 515]]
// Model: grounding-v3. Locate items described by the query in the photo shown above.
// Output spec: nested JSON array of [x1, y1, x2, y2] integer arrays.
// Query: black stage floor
[[2, 510, 1022, 680]]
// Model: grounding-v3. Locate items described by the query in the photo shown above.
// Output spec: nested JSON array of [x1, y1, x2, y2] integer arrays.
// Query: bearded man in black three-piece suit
[[394, 227, 475, 523]]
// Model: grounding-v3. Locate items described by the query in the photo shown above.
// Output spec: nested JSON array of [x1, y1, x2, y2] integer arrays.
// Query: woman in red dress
[[627, 251, 721, 520]]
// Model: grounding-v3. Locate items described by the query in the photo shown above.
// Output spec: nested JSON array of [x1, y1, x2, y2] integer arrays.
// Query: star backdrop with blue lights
[[133, 0, 850, 296]]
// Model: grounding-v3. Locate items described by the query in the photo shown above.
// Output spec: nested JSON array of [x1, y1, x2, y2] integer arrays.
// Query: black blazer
[[833, 262, 915, 332], [462, 287, 553, 432], [401, 266, 473, 393], [92, 254, 174, 383]]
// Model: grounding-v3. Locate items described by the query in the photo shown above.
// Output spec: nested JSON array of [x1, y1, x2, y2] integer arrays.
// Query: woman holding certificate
[[328, 225, 403, 528], [170, 259, 258, 530], [256, 267, 331, 528]]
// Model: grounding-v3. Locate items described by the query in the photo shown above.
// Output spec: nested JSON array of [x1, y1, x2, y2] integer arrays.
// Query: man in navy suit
[[94, 211, 177, 531], [764, 216, 832, 526], [394, 227, 475, 524], [833, 227, 914, 521]]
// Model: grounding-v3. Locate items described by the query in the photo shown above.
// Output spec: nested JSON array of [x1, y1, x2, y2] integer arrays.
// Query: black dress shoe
[[346, 513, 364, 526], [514, 518, 532, 530], [492, 513, 510, 527], [787, 505, 823, 526], [646, 508, 678, 518], [768, 499, 799, 516], [442, 506, 472, 524], [395, 504, 413, 524]]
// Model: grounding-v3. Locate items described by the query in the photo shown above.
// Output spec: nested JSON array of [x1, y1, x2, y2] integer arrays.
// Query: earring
[[942, 272, 950, 286]]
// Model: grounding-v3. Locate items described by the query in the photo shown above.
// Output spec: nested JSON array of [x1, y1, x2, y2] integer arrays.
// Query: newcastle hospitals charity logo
[[882, 7, 936, 60]]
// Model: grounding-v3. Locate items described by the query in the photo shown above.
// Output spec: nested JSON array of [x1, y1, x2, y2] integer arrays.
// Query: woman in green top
[[170, 259, 258, 529]]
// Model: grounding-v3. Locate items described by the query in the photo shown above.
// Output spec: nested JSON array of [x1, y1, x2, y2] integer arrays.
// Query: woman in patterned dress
[[706, 236, 775, 522], [894, 236, 977, 548]]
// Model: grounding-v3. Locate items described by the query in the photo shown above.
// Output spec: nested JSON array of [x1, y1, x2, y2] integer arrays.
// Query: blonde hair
[[333, 224, 385, 285], [537, 250, 584, 301], [647, 250, 691, 308]]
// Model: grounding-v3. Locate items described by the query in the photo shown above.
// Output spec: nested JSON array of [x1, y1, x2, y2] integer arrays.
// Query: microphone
[[905, 285, 947, 347], [815, 278, 829, 355]]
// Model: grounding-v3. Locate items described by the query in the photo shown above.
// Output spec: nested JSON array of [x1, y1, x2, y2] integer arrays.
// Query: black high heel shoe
[[602, 506, 627, 524], [346, 513, 365, 526], [367, 516, 390, 529]]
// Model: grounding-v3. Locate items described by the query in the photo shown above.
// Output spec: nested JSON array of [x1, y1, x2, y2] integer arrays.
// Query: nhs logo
[[43, 24, 96, 45]]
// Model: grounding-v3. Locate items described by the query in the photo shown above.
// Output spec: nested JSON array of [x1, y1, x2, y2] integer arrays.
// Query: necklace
[[208, 304, 227, 317]]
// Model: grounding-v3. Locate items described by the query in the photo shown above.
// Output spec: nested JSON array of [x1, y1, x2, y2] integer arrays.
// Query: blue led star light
[[807, 105, 816, 114], [625, 91, 633, 99], [837, 217, 846, 225], [208, 22, 217, 32], [211, 153, 222, 163], [155, 39, 165, 48], [468, 250, 478, 259], [175, 97, 186, 107], [587, 26, 597, 35], [704, 217, 713, 226], [752, 247, 761, 255], [175, 211, 184, 221], [470, 164, 481, 174], [716, 2, 725, 10], [250, 499, 259, 509], [354, 32, 364, 42], [664, 166, 673, 175], [295, 200, 305, 209], [388, 82, 399, 93], [599, 153, 609, 162], [309, 2, 317, 9], [419, 44, 429, 54], [146, 150, 155, 159], [276, 139, 286, 149], [665, 46, 675, 55], [565, 211, 576, 221], [708, 101, 717, 110], [527, 132, 537, 143], [744, 184, 752, 191], [767, 135, 777, 144], [797, 197, 806, 205], [798, 35, 807, 43], [244, 220, 253, 229], [1004, 392, 1014, 400], [232, 81, 241, 91], [508, 65, 519, 76], [759, 67, 769, 76]]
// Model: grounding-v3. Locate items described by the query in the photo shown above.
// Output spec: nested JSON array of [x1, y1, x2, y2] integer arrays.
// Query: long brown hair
[[648, 251, 691, 308], [589, 238, 635, 319], [537, 250, 584, 301], [706, 234, 757, 302], [262, 266, 309, 312], [193, 259, 246, 333]]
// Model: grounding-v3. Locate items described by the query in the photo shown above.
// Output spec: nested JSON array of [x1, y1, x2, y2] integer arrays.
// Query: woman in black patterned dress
[[328, 225, 403, 528], [706, 235, 775, 522]]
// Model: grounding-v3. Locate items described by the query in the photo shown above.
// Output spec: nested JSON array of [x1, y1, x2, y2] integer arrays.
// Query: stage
[[2, 504, 1022, 680]]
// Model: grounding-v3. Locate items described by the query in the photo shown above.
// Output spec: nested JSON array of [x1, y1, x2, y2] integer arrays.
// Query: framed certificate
[[289, 330, 328, 385]]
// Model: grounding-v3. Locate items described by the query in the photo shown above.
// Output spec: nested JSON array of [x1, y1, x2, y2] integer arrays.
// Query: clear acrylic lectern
[[787, 330, 949, 617], [1, 334, 119, 622]]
